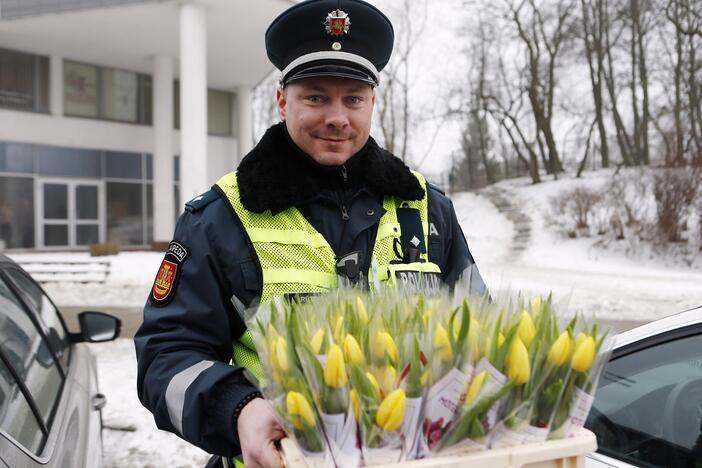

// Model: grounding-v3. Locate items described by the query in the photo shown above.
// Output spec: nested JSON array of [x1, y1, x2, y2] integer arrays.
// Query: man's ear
[[276, 86, 287, 120]]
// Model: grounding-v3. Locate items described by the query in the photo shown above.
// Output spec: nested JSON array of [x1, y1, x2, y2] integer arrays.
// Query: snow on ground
[[88, 338, 210, 468]]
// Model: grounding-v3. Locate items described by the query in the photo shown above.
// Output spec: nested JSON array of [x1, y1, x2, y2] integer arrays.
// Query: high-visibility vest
[[216, 170, 440, 466]]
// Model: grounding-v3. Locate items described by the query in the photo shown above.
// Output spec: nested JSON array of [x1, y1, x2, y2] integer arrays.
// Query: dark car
[[0, 253, 120, 468]]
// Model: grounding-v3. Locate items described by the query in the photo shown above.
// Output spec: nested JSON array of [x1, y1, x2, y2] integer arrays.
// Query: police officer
[[135, 0, 486, 467]]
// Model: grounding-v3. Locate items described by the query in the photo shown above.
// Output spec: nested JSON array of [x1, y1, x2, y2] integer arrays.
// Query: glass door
[[37, 179, 103, 248]]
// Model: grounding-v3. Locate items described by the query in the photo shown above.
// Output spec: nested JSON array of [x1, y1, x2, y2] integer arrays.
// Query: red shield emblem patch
[[153, 259, 177, 301], [329, 17, 346, 35], [325, 10, 350, 37]]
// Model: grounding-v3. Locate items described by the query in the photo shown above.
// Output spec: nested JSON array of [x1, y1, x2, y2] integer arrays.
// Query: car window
[[0, 276, 63, 450], [0, 358, 44, 453], [586, 332, 702, 468], [4, 269, 69, 367]]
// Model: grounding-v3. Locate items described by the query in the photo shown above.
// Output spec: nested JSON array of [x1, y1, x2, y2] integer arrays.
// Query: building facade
[[0, 0, 288, 250]]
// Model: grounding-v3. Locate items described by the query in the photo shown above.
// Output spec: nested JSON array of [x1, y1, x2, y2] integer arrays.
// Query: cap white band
[[281, 51, 379, 83]]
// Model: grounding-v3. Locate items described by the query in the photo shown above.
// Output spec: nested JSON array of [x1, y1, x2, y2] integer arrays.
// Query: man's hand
[[237, 397, 286, 468]]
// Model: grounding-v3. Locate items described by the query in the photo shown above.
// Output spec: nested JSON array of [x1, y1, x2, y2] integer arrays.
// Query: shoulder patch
[[427, 182, 446, 196], [184, 189, 218, 213], [151, 241, 190, 306]]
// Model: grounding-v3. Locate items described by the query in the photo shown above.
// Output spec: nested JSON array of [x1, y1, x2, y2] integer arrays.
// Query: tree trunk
[[635, 0, 650, 165], [629, 0, 642, 166], [673, 2, 685, 165]]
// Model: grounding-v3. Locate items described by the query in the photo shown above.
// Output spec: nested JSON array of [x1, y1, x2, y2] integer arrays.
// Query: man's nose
[[325, 99, 349, 129]]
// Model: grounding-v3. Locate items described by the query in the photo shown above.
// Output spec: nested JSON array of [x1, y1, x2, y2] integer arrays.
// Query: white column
[[152, 54, 175, 242], [179, 2, 208, 207], [236, 85, 254, 162], [50, 55, 63, 116]]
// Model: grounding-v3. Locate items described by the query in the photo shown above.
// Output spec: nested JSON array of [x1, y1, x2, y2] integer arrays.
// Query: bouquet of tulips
[[547, 318, 613, 439], [245, 289, 612, 467], [247, 301, 335, 467]]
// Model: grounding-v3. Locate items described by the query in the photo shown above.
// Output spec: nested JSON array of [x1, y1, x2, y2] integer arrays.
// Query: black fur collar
[[236, 122, 424, 214]]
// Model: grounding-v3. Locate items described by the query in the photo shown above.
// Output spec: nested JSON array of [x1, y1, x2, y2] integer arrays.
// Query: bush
[[651, 168, 699, 243], [90, 243, 120, 257], [548, 186, 603, 238], [604, 170, 653, 248]]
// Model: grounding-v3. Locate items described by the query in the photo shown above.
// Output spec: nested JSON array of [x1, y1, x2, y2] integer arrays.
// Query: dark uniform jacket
[[134, 123, 486, 457]]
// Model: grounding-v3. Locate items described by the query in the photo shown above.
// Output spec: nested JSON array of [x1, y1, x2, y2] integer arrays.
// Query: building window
[[174, 82, 234, 136], [0, 176, 34, 249], [64, 60, 152, 125], [0, 48, 49, 113], [106, 182, 144, 245]]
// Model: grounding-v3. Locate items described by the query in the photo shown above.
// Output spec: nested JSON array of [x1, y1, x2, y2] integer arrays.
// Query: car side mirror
[[74, 311, 121, 343]]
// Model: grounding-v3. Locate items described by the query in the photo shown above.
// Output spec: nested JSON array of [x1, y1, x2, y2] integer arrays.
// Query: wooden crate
[[281, 430, 597, 468]]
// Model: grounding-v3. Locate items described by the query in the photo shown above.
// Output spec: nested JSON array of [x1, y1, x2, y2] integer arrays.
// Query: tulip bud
[[373, 331, 399, 364], [547, 331, 572, 367], [497, 332, 506, 349], [530, 296, 542, 311], [469, 318, 480, 360], [356, 296, 368, 324], [465, 370, 488, 406], [366, 371, 381, 398], [433, 323, 453, 364], [272, 337, 288, 374], [287, 391, 315, 430], [376, 365, 397, 397], [333, 315, 344, 339], [571, 335, 596, 372], [343, 334, 365, 365], [507, 337, 530, 384], [517, 311, 536, 347], [324, 344, 348, 388], [574, 332, 587, 349], [376, 389, 406, 432], [350, 389, 360, 421], [310, 329, 325, 354]]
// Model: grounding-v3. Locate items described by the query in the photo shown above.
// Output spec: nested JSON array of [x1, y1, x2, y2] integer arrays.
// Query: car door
[[0, 267, 99, 467], [585, 323, 702, 468]]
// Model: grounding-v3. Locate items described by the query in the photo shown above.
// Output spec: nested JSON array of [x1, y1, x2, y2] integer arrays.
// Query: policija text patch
[[151, 241, 190, 305]]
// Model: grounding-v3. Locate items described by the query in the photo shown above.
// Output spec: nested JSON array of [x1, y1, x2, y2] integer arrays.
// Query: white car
[[0, 253, 120, 468], [586, 306, 702, 467]]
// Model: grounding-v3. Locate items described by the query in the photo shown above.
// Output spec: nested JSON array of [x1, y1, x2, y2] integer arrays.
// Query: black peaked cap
[[266, 0, 394, 86]]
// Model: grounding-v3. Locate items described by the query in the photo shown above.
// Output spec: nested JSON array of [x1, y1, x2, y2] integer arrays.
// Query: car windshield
[[586, 332, 702, 467]]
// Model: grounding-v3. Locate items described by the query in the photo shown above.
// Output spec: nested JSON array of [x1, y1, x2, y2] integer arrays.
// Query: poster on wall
[[64, 61, 98, 117]]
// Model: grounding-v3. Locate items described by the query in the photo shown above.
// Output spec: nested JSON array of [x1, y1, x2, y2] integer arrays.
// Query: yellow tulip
[[434, 323, 453, 364], [333, 315, 344, 339], [350, 389, 360, 421], [324, 344, 348, 388], [310, 329, 325, 354], [287, 391, 315, 430], [343, 334, 365, 365], [547, 331, 572, 367], [272, 337, 289, 374], [356, 296, 368, 324], [497, 332, 506, 348], [574, 332, 588, 349], [376, 365, 397, 396], [366, 371, 381, 397], [468, 318, 480, 360], [530, 296, 542, 312], [571, 335, 596, 372], [517, 311, 536, 347], [465, 370, 488, 406], [376, 389, 406, 432], [373, 331, 399, 364], [507, 337, 530, 384]]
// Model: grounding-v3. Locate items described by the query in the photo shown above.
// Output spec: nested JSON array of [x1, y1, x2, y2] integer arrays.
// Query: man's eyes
[[302, 95, 365, 104], [305, 95, 325, 103]]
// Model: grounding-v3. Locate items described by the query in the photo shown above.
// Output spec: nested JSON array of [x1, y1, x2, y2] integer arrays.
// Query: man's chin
[[311, 150, 353, 166]]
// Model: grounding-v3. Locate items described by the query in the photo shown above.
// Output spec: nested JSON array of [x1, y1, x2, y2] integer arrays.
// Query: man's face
[[276, 76, 375, 166]]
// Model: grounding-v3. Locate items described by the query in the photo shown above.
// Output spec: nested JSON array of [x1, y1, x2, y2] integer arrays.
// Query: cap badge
[[325, 9, 350, 36]]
